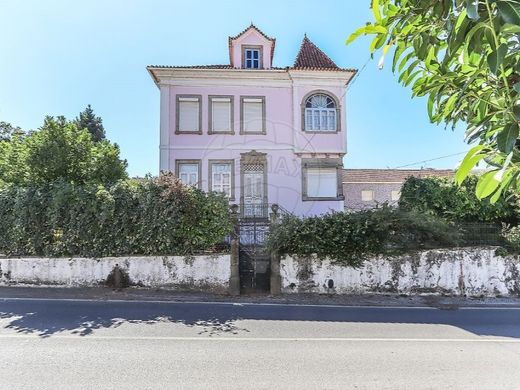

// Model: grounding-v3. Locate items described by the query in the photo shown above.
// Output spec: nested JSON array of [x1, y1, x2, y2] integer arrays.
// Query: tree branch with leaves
[[348, 0, 520, 202]]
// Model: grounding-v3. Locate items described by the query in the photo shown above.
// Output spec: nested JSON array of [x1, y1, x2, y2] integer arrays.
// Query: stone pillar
[[270, 204, 282, 295], [229, 204, 241, 296]]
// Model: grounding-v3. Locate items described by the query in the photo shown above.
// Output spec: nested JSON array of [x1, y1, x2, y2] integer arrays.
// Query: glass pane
[[306, 110, 313, 130], [328, 111, 336, 130], [253, 50, 259, 59], [179, 163, 198, 186], [246, 50, 252, 59], [321, 110, 328, 130], [313, 110, 320, 130]]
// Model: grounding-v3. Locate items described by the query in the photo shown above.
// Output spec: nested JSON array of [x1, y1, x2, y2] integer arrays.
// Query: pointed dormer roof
[[293, 35, 339, 70], [228, 24, 276, 65]]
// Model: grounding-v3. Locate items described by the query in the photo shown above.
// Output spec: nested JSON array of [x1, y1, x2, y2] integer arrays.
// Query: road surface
[[1, 296, 520, 389]]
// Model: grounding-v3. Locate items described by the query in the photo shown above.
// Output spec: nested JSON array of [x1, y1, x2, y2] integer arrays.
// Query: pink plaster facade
[[148, 26, 356, 216]]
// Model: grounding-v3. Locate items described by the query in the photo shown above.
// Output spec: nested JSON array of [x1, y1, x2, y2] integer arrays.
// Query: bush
[[266, 207, 461, 267], [399, 176, 519, 224], [0, 174, 232, 257], [502, 226, 520, 254]]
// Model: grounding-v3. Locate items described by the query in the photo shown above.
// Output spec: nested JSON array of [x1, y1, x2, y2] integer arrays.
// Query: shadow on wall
[[1, 298, 520, 339]]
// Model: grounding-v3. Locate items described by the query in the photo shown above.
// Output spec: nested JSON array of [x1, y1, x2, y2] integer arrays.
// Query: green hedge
[[0, 174, 232, 257], [399, 176, 519, 224], [267, 207, 461, 267]]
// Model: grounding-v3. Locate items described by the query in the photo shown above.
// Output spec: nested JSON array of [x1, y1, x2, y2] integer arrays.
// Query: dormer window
[[243, 47, 262, 69]]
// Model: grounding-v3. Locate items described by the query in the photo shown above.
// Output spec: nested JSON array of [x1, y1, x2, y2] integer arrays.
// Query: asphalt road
[[1, 297, 520, 389]]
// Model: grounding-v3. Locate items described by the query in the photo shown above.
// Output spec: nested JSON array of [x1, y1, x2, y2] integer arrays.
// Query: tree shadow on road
[[0, 299, 519, 339]]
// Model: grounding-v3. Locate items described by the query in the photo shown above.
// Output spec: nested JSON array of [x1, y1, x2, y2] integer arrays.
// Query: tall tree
[[0, 121, 24, 141], [347, 0, 520, 202], [74, 104, 106, 142], [0, 116, 127, 186]]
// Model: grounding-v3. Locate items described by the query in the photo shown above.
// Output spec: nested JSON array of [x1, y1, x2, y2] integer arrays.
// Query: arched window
[[304, 93, 338, 132]]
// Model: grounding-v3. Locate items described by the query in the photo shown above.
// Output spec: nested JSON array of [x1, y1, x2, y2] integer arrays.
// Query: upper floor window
[[209, 96, 233, 134], [243, 47, 262, 69], [304, 93, 338, 132], [176, 95, 201, 134], [240, 96, 266, 134]]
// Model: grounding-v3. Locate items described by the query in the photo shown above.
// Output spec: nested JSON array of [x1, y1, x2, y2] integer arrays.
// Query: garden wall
[[281, 248, 520, 297], [0, 255, 231, 293]]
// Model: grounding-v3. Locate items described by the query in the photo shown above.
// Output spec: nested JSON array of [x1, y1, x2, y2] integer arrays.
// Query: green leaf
[[466, 0, 480, 20], [346, 26, 368, 45], [514, 82, 520, 94], [455, 145, 486, 185], [475, 170, 501, 199], [496, 1, 520, 26], [496, 123, 519, 153], [487, 43, 508, 74], [372, 0, 382, 23], [514, 105, 520, 120]]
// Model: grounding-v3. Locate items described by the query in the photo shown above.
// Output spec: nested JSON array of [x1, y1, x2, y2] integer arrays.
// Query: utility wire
[[392, 151, 467, 169]]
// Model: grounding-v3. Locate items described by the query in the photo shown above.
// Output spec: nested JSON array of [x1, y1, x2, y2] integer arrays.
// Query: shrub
[[0, 173, 232, 257], [502, 226, 520, 255], [266, 207, 461, 267], [399, 176, 519, 224]]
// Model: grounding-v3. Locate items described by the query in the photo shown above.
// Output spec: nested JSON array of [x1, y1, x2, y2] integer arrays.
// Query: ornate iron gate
[[238, 213, 271, 293]]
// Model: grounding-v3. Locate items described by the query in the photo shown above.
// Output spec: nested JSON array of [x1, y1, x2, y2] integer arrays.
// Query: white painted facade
[[281, 248, 520, 297], [0, 255, 231, 293]]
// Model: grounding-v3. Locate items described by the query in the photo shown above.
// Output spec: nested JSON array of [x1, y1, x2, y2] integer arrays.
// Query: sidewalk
[[1, 286, 520, 308]]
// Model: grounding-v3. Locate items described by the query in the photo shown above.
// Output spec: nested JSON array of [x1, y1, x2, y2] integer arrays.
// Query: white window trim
[[209, 160, 235, 200], [175, 159, 201, 188]]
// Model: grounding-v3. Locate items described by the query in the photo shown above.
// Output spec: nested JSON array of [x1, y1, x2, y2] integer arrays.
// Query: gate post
[[229, 204, 241, 296], [270, 204, 282, 296]]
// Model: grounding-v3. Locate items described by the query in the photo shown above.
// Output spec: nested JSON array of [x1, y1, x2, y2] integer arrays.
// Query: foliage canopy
[[347, 0, 520, 201], [0, 116, 127, 186], [399, 175, 519, 223]]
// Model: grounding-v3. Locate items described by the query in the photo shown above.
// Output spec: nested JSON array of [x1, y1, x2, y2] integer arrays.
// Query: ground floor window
[[209, 160, 234, 200], [302, 158, 343, 201], [175, 160, 201, 188]]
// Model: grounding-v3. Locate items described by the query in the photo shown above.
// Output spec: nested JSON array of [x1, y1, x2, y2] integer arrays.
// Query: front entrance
[[238, 218, 270, 293], [243, 166, 266, 219], [238, 150, 270, 293]]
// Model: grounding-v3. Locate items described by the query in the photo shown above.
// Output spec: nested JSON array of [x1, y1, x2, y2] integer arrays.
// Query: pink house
[[147, 25, 357, 217]]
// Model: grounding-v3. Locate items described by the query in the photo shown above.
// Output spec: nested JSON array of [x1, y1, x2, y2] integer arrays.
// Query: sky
[[0, 0, 470, 177]]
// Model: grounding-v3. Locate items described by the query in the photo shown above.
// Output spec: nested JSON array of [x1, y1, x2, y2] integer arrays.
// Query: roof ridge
[[228, 23, 276, 42]]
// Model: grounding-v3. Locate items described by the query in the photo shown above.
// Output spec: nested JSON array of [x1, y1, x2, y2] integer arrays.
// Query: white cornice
[[148, 67, 355, 88]]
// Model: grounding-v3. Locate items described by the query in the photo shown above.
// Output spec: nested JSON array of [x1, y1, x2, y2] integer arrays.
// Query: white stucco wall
[[281, 248, 520, 297], [0, 255, 231, 293]]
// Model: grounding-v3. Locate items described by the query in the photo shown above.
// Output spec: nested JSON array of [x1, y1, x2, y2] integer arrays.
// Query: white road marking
[[0, 335, 518, 342], [1, 296, 520, 310]]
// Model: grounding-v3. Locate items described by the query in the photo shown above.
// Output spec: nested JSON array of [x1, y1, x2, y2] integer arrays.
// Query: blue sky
[[0, 0, 469, 177]]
